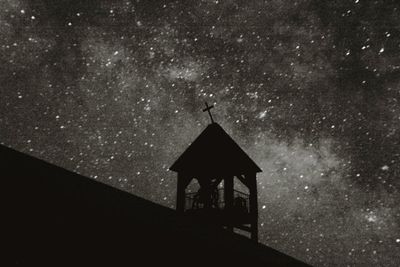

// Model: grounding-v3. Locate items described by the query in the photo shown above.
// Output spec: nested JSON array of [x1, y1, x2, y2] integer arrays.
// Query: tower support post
[[176, 172, 187, 214], [224, 175, 234, 232], [248, 172, 258, 242]]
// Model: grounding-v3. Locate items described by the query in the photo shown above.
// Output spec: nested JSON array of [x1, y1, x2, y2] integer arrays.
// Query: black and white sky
[[1, 0, 400, 266]]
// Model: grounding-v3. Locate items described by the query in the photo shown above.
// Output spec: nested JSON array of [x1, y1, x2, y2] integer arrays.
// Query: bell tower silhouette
[[169, 103, 262, 241]]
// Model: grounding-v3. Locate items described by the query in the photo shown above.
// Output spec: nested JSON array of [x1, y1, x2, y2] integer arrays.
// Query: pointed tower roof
[[169, 123, 262, 176]]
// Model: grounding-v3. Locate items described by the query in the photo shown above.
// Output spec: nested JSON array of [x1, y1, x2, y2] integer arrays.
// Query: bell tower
[[169, 103, 262, 241]]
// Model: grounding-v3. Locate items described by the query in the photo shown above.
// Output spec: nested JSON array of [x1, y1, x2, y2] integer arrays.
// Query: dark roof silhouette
[[170, 123, 262, 175], [2, 144, 311, 266]]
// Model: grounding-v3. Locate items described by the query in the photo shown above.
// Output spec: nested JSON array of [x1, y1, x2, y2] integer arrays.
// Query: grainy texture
[[1, 1, 399, 266]]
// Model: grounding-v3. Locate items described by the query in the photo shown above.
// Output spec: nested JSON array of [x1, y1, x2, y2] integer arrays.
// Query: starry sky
[[1, 0, 400, 266]]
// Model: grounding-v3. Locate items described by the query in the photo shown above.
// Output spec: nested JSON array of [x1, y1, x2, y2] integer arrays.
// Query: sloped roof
[[2, 144, 310, 266], [169, 123, 262, 175]]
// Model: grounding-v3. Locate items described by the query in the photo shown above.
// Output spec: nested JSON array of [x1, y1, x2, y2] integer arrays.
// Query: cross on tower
[[202, 102, 215, 123]]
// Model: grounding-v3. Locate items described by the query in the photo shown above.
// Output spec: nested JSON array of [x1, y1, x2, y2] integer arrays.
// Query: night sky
[[1, 0, 400, 266]]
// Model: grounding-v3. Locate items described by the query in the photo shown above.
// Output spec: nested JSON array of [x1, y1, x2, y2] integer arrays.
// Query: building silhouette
[[170, 121, 262, 241], [3, 141, 311, 266]]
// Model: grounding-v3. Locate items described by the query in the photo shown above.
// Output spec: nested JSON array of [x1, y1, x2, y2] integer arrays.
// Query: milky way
[[1, 0, 400, 266]]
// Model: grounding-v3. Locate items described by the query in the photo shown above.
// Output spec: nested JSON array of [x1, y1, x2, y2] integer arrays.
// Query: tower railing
[[184, 188, 249, 213]]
